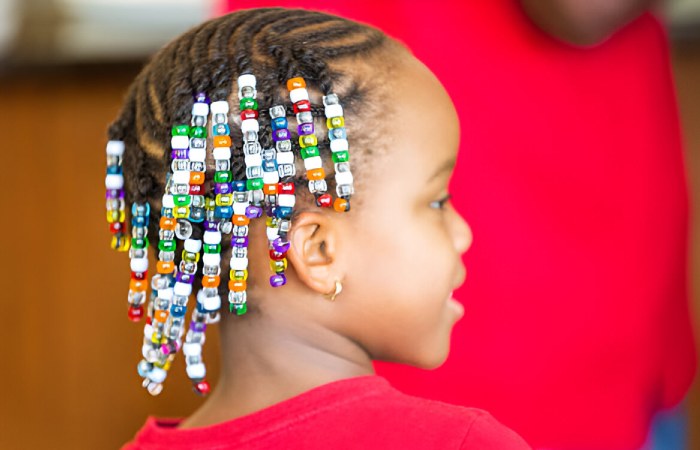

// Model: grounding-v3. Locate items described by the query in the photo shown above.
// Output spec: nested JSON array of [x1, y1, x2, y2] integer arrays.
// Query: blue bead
[[106, 164, 122, 174], [214, 206, 233, 219], [161, 207, 173, 217], [170, 305, 186, 318], [131, 216, 149, 227], [275, 206, 293, 219], [262, 160, 277, 172], [213, 123, 230, 136], [137, 360, 151, 378], [232, 180, 247, 192], [271, 117, 288, 130], [189, 207, 205, 223], [131, 202, 150, 217], [329, 127, 347, 140]]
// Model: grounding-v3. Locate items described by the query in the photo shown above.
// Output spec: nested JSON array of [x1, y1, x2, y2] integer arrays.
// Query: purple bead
[[204, 220, 219, 231], [272, 237, 291, 253], [177, 272, 195, 284], [245, 205, 263, 219], [272, 128, 290, 142], [190, 321, 207, 332], [232, 236, 249, 248], [215, 182, 232, 195], [105, 189, 123, 199], [298, 122, 314, 135], [171, 149, 189, 159], [194, 92, 210, 104], [270, 273, 287, 287]]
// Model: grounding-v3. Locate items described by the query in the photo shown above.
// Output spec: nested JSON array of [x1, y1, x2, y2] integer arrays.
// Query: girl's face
[[335, 54, 472, 369]]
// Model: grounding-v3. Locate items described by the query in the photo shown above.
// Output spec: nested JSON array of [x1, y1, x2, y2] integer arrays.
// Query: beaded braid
[[106, 8, 391, 396]]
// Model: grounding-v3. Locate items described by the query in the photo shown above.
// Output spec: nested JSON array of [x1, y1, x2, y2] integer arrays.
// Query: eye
[[430, 194, 452, 210]]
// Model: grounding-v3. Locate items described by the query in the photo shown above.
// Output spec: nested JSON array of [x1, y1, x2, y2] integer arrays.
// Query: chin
[[410, 343, 451, 370]]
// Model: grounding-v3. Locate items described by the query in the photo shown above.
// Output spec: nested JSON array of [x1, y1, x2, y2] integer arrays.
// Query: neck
[[180, 307, 374, 429]]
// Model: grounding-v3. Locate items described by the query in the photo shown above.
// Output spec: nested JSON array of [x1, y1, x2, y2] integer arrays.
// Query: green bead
[[240, 98, 258, 110], [189, 126, 207, 138], [172, 124, 190, 136], [203, 243, 221, 254], [332, 150, 350, 163], [301, 146, 320, 159], [230, 303, 248, 315], [131, 237, 149, 249], [246, 178, 263, 190], [158, 240, 175, 251], [214, 171, 233, 183], [173, 194, 192, 207]]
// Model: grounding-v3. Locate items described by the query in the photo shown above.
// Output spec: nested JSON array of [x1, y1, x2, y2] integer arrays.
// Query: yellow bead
[[106, 209, 125, 223], [327, 116, 344, 129], [270, 258, 288, 273], [216, 194, 233, 206], [299, 135, 317, 148], [206, 197, 216, 209], [173, 206, 190, 219], [150, 332, 159, 344], [110, 235, 131, 252], [182, 250, 200, 264], [230, 269, 248, 281]]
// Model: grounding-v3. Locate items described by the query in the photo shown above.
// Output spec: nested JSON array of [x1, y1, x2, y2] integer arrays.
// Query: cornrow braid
[[107, 7, 398, 396]]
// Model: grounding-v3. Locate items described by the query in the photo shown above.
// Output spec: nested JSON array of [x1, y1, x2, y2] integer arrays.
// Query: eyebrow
[[428, 158, 456, 182]]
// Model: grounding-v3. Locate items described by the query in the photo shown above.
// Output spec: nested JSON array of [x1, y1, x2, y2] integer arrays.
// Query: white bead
[[278, 194, 296, 207], [241, 119, 259, 134], [335, 171, 354, 185], [172, 170, 190, 184], [213, 147, 231, 160], [232, 203, 248, 215], [325, 104, 343, 118], [106, 140, 125, 156], [192, 102, 209, 117], [330, 139, 349, 152], [266, 226, 279, 241], [147, 367, 167, 383], [144, 324, 153, 339], [141, 344, 152, 358], [171, 135, 189, 150], [277, 152, 294, 165], [203, 231, 222, 245], [245, 153, 262, 167], [197, 292, 221, 311], [104, 174, 124, 190], [157, 288, 173, 301], [183, 343, 202, 356], [262, 170, 280, 184], [202, 252, 221, 267], [186, 363, 206, 380], [289, 88, 309, 103], [303, 156, 323, 170], [238, 74, 256, 89], [184, 239, 202, 253], [189, 147, 206, 162], [174, 282, 193, 297], [130, 257, 149, 273], [210, 100, 229, 115], [162, 194, 175, 208], [230, 257, 249, 271]]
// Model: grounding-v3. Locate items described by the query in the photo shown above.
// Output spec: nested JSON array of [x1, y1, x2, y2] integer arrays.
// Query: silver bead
[[175, 220, 193, 240], [296, 111, 313, 124], [323, 93, 339, 106], [159, 229, 175, 240], [215, 160, 230, 171], [243, 142, 261, 155], [276, 140, 292, 152], [233, 225, 249, 237], [219, 221, 233, 235], [189, 161, 205, 172], [269, 105, 286, 118]]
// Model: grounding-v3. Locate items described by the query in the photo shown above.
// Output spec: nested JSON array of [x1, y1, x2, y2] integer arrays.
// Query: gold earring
[[323, 279, 343, 301]]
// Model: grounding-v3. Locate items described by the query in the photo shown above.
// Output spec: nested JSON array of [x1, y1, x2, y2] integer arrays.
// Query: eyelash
[[430, 194, 452, 210]]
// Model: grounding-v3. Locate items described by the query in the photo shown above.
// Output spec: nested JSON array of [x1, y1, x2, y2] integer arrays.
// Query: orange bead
[[232, 214, 250, 226], [307, 168, 325, 181], [214, 135, 232, 147], [228, 279, 247, 292], [157, 261, 175, 274], [190, 171, 205, 185], [129, 279, 148, 292], [154, 310, 169, 323], [333, 197, 349, 212], [202, 275, 221, 288], [286, 77, 306, 90], [263, 183, 278, 195], [159, 217, 176, 230]]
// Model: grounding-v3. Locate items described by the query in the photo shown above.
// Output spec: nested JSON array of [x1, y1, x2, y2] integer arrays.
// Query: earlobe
[[286, 211, 339, 296]]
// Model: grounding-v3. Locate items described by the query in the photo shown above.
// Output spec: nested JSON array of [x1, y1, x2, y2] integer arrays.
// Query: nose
[[450, 206, 472, 255]]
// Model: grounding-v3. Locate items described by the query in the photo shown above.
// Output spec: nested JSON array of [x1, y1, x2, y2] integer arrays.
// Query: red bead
[[269, 249, 286, 261], [189, 184, 203, 195], [293, 100, 311, 113], [194, 380, 211, 396], [128, 305, 144, 322], [110, 222, 124, 233], [146, 316, 152, 326], [316, 193, 332, 208], [279, 182, 295, 194], [240, 109, 259, 121], [131, 270, 148, 280]]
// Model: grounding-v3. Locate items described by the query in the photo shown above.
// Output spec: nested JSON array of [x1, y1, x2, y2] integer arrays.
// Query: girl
[[105, 8, 530, 449]]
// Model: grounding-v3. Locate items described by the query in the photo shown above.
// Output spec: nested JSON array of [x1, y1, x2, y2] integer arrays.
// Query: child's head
[[107, 8, 471, 395]]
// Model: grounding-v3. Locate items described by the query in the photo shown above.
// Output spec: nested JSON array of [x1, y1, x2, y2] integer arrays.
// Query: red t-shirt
[[219, 2, 695, 448], [122, 376, 530, 449]]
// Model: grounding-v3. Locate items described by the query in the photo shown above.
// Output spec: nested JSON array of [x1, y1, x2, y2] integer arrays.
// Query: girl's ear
[[286, 211, 339, 296]]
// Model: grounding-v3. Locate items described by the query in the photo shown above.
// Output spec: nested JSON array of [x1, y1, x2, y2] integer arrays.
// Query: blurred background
[[0, 0, 698, 449]]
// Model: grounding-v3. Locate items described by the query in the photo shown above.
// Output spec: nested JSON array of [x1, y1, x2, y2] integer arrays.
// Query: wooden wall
[[0, 41, 697, 448]]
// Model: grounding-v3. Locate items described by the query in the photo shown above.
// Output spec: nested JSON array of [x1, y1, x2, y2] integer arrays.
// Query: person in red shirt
[[109, 8, 530, 449], [214, 1, 693, 449]]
